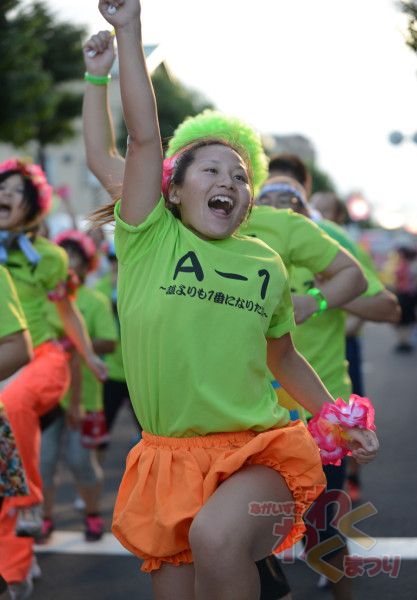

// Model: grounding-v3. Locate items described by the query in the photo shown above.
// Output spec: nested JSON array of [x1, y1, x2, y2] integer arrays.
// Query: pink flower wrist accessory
[[307, 394, 376, 466]]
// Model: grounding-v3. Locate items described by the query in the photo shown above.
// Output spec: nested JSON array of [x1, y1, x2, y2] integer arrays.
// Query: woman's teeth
[[208, 195, 234, 215], [0, 205, 11, 217]]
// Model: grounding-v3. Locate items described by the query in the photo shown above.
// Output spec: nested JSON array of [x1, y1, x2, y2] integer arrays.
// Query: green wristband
[[307, 287, 328, 316], [84, 72, 111, 86]]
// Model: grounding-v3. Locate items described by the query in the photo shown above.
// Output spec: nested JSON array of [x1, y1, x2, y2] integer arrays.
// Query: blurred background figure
[[389, 245, 417, 353]]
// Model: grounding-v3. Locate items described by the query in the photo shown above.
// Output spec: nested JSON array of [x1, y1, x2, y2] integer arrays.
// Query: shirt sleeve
[[317, 220, 359, 258], [114, 197, 175, 265], [36, 239, 69, 293], [356, 246, 384, 297], [266, 259, 296, 339], [287, 212, 341, 272], [0, 267, 27, 337]]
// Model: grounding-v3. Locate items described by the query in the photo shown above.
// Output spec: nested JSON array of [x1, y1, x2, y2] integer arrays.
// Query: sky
[[41, 0, 417, 231]]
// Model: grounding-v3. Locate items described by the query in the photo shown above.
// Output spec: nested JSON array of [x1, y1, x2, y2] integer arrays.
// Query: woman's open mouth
[[207, 195, 235, 217], [0, 204, 11, 219]]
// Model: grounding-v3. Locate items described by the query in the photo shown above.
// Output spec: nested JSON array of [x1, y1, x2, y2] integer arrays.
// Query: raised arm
[[83, 29, 125, 193], [98, 0, 163, 225]]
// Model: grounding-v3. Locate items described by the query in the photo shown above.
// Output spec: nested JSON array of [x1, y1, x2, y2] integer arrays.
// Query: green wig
[[166, 109, 268, 195]]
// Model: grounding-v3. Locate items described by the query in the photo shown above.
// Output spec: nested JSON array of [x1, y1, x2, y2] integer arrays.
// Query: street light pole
[[388, 130, 417, 145]]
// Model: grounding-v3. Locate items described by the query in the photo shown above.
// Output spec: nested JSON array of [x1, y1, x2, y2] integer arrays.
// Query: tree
[[117, 65, 214, 154], [0, 1, 86, 161], [399, 0, 417, 54], [0, 0, 54, 146]]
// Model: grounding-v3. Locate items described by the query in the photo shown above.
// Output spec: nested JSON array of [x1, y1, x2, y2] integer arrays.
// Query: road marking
[[279, 538, 417, 560], [35, 532, 417, 558], [35, 532, 130, 555]]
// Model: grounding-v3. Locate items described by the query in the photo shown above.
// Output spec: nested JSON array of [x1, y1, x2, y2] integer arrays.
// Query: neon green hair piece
[[166, 109, 268, 194]]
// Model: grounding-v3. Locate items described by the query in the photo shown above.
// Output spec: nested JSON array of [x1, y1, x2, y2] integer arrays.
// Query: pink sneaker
[[85, 514, 104, 542], [36, 518, 54, 545]]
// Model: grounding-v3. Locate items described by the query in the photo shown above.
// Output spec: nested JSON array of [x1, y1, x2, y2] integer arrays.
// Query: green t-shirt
[[290, 220, 385, 402], [5, 237, 68, 348], [114, 198, 295, 437], [289, 265, 351, 401], [0, 265, 27, 338], [241, 205, 340, 271], [48, 285, 117, 411], [95, 273, 125, 382], [317, 219, 384, 297]]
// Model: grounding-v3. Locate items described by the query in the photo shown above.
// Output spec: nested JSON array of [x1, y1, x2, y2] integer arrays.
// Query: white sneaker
[[29, 556, 42, 580], [8, 576, 33, 600], [15, 505, 43, 538]]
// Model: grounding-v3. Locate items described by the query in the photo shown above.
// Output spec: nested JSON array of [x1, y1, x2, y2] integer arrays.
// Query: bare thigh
[[151, 563, 195, 600], [190, 464, 294, 563]]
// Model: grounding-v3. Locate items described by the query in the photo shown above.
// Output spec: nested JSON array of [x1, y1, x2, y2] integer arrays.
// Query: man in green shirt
[[255, 158, 399, 600]]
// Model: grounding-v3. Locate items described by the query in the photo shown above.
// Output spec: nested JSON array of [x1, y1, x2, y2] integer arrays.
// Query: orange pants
[[0, 507, 32, 584], [112, 422, 326, 572], [0, 340, 69, 583]]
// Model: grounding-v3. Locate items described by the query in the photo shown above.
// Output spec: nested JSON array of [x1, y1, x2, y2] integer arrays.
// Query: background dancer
[[39, 230, 117, 544], [0, 158, 107, 597]]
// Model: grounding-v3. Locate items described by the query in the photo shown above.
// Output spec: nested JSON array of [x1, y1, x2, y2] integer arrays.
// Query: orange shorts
[[112, 421, 326, 572]]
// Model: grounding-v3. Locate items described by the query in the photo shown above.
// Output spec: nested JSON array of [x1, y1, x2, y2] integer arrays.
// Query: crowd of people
[[0, 0, 409, 599]]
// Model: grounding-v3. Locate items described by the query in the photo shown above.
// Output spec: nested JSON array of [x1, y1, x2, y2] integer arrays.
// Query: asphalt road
[[2, 322, 416, 600]]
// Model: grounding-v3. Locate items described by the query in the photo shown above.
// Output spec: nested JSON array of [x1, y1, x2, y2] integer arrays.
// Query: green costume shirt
[[0, 265, 27, 338], [5, 237, 68, 348], [114, 198, 295, 437], [291, 219, 384, 402], [95, 274, 125, 382], [241, 205, 340, 271], [317, 219, 383, 297], [48, 285, 117, 411], [241, 207, 383, 404]]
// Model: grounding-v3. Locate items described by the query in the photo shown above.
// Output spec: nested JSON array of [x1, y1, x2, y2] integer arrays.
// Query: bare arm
[[55, 297, 107, 381], [343, 289, 401, 323], [99, 0, 163, 226], [66, 349, 82, 430], [83, 30, 125, 193], [0, 330, 33, 381], [267, 334, 379, 463], [267, 334, 334, 416], [292, 249, 368, 324]]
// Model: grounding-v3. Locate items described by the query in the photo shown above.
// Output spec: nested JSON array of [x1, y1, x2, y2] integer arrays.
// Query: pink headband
[[0, 159, 52, 216], [54, 229, 98, 272], [161, 154, 179, 201]]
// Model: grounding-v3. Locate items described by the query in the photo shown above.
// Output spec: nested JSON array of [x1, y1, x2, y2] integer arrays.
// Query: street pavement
[[3, 322, 416, 599]]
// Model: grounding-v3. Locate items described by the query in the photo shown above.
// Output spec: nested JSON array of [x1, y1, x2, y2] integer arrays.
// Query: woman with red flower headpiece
[[0, 158, 107, 596], [38, 229, 117, 545]]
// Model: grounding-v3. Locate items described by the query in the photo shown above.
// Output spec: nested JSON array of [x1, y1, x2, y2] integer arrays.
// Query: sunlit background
[[33, 0, 417, 233]]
